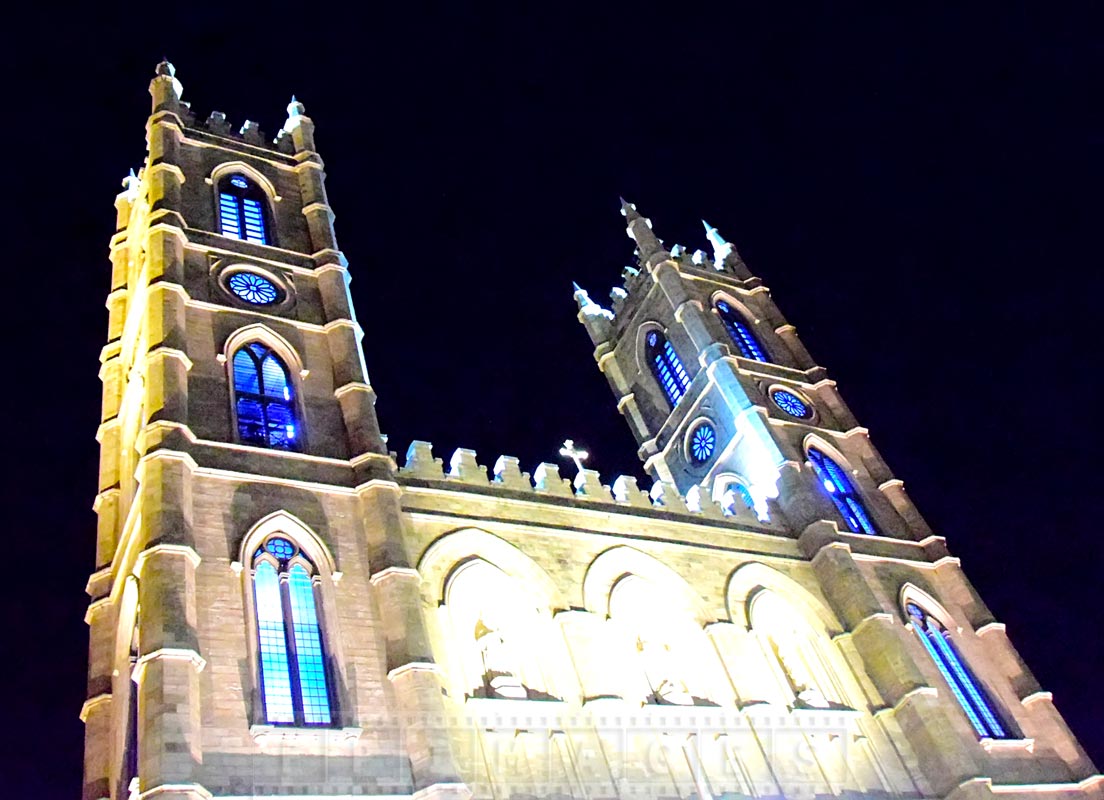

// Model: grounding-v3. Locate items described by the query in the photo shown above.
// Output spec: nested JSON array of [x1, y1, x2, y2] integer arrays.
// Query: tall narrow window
[[645, 330, 691, 407], [715, 300, 770, 362], [232, 343, 299, 450], [807, 448, 878, 535], [218, 174, 269, 245], [906, 603, 1008, 739], [252, 537, 333, 726]]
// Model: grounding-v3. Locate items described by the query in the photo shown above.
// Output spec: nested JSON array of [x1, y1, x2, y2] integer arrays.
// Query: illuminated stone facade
[[82, 62, 1101, 800]]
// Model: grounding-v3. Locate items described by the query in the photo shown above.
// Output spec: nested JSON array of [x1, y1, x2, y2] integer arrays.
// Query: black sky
[[5, 5, 1102, 796]]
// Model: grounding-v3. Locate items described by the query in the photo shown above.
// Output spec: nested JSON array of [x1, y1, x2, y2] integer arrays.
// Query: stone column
[[134, 542, 205, 795], [81, 598, 117, 800]]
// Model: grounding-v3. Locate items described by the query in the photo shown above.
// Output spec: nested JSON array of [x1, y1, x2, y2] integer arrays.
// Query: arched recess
[[726, 561, 842, 634], [726, 562, 859, 711], [111, 576, 140, 799], [236, 511, 347, 726], [585, 547, 726, 706], [712, 471, 763, 520], [898, 583, 959, 631], [222, 323, 305, 377], [583, 545, 710, 625], [418, 527, 564, 609], [237, 510, 337, 576], [418, 528, 568, 702]]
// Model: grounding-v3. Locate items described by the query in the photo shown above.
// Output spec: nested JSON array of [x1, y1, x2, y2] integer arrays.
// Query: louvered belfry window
[[645, 330, 691, 407], [218, 174, 269, 244], [232, 343, 298, 449], [252, 536, 333, 726], [715, 300, 770, 362]]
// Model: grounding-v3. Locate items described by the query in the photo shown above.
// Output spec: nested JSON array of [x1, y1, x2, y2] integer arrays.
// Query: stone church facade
[[81, 62, 1100, 800]]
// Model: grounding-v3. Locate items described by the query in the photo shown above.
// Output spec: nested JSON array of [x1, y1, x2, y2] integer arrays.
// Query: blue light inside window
[[907, 604, 1007, 739], [264, 537, 296, 561], [233, 344, 298, 450], [716, 301, 770, 362], [254, 561, 295, 724], [646, 330, 691, 407], [219, 175, 268, 244], [690, 423, 717, 464], [808, 448, 878, 535], [772, 389, 811, 419], [288, 565, 332, 725], [228, 272, 279, 304]]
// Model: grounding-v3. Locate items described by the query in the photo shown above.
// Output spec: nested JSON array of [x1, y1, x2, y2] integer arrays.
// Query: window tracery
[[232, 342, 299, 449], [906, 601, 1008, 739], [251, 536, 333, 726]]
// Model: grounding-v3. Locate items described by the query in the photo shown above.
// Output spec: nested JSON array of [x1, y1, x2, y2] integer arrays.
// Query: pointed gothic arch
[[898, 583, 1011, 739], [637, 324, 692, 409], [711, 293, 771, 362], [802, 435, 880, 536], [237, 512, 343, 728], [223, 326, 307, 451], [726, 562, 854, 709], [209, 161, 279, 246]]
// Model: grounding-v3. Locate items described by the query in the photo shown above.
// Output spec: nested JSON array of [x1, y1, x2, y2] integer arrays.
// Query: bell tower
[[575, 199, 928, 539], [82, 62, 416, 800]]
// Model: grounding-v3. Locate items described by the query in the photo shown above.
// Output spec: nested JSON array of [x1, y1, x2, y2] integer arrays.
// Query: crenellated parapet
[[397, 440, 783, 531]]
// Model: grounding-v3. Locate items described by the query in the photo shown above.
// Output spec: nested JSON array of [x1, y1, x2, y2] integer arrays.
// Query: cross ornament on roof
[[559, 439, 590, 474]]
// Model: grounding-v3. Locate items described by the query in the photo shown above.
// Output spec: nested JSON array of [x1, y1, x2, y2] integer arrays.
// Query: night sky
[[7, 6, 1102, 796]]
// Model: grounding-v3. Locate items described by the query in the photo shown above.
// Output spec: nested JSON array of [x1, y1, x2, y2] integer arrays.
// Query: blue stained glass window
[[218, 175, 269, 244], [772, 389, 812, 419], [689, 423, 717, 464], [252, 539, 333, 727], [645, 330, 691, 407], [807, 448, 878, 535], [233, 343, 298, 450], [254, 561, 295, 724], [288, 566, 332, 724], [716, 300, 770, 362], [264, 537, 296, 561], [228, 272, 279, 305], [907, 603, 1008, 739]]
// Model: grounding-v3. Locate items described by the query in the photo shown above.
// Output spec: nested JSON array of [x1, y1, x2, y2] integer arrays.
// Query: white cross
[[559, 439, 589, 473]]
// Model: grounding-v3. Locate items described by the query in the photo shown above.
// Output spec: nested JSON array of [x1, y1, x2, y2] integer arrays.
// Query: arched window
[[232, 343, 299, 450], [446, 560, 552, 700], [807, 447, 878, 535], [218, 174, 270, 244], [645, 329, 691, 407], [252, 536, 332, 726], [906, 602, 1008, 739], [715, 300, 770, 362], [750, 591, 844, 709]]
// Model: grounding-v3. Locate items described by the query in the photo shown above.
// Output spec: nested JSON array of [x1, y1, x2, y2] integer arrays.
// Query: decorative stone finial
[[558, 439, 590, 474], [155, 59, 175, 78], [619, 197, 640, 220], [121, 168, 140, 195], [287, 95, 306, 118]]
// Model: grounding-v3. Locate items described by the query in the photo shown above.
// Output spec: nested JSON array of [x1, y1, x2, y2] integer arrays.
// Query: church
[[80, 61, 1102, 800]]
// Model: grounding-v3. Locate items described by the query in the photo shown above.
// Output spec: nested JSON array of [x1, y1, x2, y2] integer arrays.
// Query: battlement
[[576, 207, 758, 332], [149, 61, 307, 156], [395, 440, 783, 532]]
